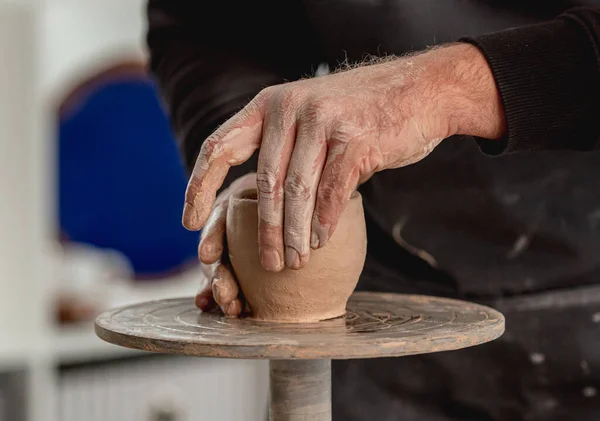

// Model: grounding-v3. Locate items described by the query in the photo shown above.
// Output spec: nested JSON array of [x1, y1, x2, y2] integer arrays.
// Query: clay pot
[[226, 190, 367, 323]]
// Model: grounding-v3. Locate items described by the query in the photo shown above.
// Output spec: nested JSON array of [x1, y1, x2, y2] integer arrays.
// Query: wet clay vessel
[[226, 189, 367, 323]]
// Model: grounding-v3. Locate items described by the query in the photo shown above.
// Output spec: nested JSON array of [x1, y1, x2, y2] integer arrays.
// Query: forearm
[[426, 43, 506, 141]]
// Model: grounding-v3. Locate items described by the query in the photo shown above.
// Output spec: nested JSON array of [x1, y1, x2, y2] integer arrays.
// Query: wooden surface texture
[[95, 292, 504, 360]]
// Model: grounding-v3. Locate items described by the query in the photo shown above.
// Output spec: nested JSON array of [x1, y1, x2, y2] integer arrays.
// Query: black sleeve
[[146, 0, 315, 185], [460, 7, 600, 155]]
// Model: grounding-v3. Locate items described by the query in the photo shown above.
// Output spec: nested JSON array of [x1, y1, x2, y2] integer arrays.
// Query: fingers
[[196, 173, 258, 317], [196, 262, 243, 317], [198, 172, 258, 264], [283, 121, 327, 269], [183, 93, 267, 231], [198, 201, 228, 264], [211, 264, 243, 317], [195, 263, 215, 310], [195, 287, 215, 311], [256, 91, 297, 272], [311, 138, 364, 248]]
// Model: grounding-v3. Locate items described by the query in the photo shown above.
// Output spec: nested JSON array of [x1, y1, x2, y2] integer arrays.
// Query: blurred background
[[0, 1, 268, 420]]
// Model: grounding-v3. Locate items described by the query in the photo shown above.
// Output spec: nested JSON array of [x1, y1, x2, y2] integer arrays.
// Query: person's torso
[[219, 2, 600, 419], [280, 0, 600, 297]]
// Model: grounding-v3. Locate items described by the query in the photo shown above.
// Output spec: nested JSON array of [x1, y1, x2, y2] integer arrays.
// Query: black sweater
[[147, 1, 600, 298], [463, 7, 600, 155]]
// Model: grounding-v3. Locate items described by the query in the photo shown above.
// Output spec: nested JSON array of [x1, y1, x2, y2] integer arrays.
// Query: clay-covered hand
[[183, 43, 504, 272], [194, 173, 256, 317]]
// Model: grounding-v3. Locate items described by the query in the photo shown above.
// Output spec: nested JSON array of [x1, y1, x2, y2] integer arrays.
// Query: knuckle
[[256, 168, 280, 196], [279, 87, 303, 110], [299, 97, 329, 125], [244, 93, 266, 117], [201, 136, 225, 160], [316, 182, 340, 209], [284, 175, 311, 201], [228, 86, 272, 124], [248, 86, 277, 115], [284, 232, 307, 255], [249, 87, 273, 110], [265, 87, 301, 124], [257, 86, 275, 101], [330, 123, 356, 143], [358, 151, 383, 176], [284, 231, 302, 246]]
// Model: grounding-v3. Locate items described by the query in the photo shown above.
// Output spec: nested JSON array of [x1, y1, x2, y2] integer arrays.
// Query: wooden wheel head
[[95, 292, 505, 360]]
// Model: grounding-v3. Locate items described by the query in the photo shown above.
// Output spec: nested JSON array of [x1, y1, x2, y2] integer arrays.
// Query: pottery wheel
[[95, 291, 504, 360], [96, 292, 504, 421]]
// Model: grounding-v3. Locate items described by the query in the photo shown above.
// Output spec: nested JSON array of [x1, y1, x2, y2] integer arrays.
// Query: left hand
[[194, 173, 257, 316], [182, 43, 504, 272]]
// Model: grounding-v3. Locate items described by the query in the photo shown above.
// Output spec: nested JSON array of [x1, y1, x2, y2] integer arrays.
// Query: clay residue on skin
[[310, 138, 362, 248], [255, 166, 285, 272], [198, 201, 228, 263], [212, 276, 238, 305], [255, 96, 297, 265], [227, 189, 367, 323], [281, 129, 327, 267], [183, 105, 264, 230], [311, 219, 332, 249], [258, 220, 285, 272]]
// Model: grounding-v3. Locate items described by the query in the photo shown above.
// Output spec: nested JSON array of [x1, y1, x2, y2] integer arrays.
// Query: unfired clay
[[226, 189, 367, 323]]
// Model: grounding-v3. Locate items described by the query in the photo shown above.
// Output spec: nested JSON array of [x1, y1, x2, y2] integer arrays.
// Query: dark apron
[[332, 232, 600, 420], [306, 1, 600, 418]]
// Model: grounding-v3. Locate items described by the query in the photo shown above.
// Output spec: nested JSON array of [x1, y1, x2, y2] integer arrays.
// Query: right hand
[[181, 44, 505, 273], [194, 173, 256, 317]]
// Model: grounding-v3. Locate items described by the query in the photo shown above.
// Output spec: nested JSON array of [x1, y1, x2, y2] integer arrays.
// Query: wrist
[[428, 43, 507, 140]]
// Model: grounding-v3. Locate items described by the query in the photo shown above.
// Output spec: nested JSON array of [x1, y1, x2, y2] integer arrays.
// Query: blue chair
[[58, 69, 199, 277]]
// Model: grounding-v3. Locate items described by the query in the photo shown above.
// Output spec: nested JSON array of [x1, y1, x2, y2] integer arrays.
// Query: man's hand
[[183, 43, 504, 272], [194, 173, 257, 316]]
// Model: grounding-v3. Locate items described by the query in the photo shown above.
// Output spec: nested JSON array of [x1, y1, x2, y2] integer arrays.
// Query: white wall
[[0, 2, 43, 358], [0, 3, 269, 420], [0, 0, 150, 358], [41, 0, 147, 103]]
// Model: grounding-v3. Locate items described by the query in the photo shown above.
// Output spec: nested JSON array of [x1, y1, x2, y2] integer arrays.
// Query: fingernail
[[311, 221, 329, 249], [310, 232, 319, 249], [260, 247, 283, 272], [285, 247, 300, 269]]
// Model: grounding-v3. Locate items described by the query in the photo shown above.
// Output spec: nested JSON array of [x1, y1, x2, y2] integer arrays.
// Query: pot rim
[[230, 188, 362, 204]]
